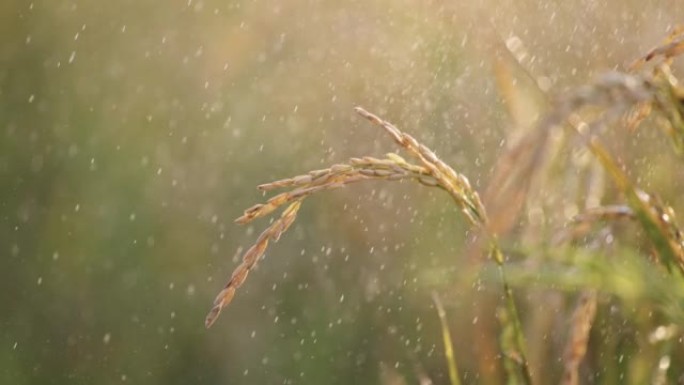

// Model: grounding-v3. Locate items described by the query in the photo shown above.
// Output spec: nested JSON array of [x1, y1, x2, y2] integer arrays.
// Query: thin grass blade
[[431, 292, 462, 385]]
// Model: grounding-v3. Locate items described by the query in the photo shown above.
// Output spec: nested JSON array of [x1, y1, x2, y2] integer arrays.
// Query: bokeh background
[[3, 1, 684, 384]]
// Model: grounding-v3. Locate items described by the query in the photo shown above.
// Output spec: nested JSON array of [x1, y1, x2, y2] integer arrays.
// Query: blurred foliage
[[2, 0, 684, 384]]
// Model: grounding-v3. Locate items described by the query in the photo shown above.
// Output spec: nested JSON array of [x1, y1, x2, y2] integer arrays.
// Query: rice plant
[[207, 27, 684, 384]]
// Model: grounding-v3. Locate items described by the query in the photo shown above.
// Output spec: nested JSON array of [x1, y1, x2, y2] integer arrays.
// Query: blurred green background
[[2, 1, 684, 384]]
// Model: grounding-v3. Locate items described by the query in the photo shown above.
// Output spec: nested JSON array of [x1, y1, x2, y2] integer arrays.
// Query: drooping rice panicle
[[206, 145, 462, 328]]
